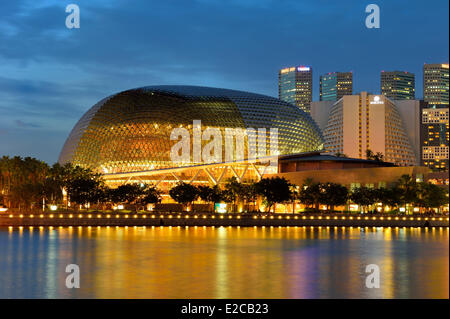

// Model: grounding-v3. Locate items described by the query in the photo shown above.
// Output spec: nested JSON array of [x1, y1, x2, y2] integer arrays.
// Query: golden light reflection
[[1, 227, 448, 299]]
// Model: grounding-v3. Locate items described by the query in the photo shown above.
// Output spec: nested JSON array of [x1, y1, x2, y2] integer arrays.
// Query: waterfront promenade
[[1, 211, 448, 228]]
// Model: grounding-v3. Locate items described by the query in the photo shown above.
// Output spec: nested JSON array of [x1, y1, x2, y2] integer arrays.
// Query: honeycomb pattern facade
[[59, 85, 324, 174]]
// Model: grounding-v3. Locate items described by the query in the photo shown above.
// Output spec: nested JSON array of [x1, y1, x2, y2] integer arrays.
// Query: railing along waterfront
[[1, 211, 448, 228]]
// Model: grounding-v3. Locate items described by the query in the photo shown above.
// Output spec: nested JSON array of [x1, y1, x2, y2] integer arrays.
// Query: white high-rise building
[[311, 92, 417, 166]]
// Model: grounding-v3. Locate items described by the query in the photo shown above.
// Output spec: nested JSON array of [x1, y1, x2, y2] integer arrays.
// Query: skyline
[[0, 0, 449, 164]]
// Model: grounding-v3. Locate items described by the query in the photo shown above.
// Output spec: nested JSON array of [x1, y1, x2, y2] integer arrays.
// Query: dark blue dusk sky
[[0, 0, 448, 164]]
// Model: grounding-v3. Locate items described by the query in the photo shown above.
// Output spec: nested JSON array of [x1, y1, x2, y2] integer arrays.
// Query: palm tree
[[224, 177, 243, 212], [396, 174, 418, 213], [241, 183, 258, 212], [373, 152, 384, 162], [365, 149, 384, 162], [365, 149, 374, 160]]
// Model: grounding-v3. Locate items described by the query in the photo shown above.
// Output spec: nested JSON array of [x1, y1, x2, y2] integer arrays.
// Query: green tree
[[384, 187, 401, 211], [288, 184, 301, 213], [198, 185, 223, 212], [49, 163, 77, 204], [298, 180, 321, 210], [366, 149, 384, 162], [0, 156, 50, 209], [365, 149, 374, 160], [414, 183, 448, 213], [89, 184, 111, 211], [373, 187, 400, 212], [139, 185, 162, 210], [335, 152, 348, 158], [41, 176, 63, 206], [169, 182, 199, 210], [320, 183, 349, 211], [66, 176, 104, 209], [395, 174, 418, 213], [10, 183, 42, 211], [350, 186, 378, 213], [109, 183, 146, 210], [223, 177, 243, 212], [50, 163, 104, 210], [373, 152, 384, 162], [240, 183, 258, 212], [255, 177, 292, 213], [425, 184, 448, 213]]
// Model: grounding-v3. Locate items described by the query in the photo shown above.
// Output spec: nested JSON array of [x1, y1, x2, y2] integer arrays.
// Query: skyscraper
[[320, 72, 353, 101], [278, 66, 313, 113], [421, 103, 449, 171], [381, 71, 415, 100], [423, 63, 449, 105]]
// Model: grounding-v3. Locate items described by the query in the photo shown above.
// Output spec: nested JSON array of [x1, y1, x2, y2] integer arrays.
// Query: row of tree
[[299, 176, 447, 213], [0, 156, 163, 211], [168, 175, 447, 213], [1, 156, 447, 213], [168, 176, 292, 213]]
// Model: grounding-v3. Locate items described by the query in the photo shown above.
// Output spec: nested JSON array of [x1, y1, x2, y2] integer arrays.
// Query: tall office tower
[[423, 63, 449, 105], [315, 92, 416, 166], [421, 103, 449, 171], [278, 66, 313, 113], [381, 71, 415, 100], [319, 72, 353, 101]]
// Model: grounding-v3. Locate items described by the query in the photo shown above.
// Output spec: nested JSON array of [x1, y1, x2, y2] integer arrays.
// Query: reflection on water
[[0, 226, 448, 299]]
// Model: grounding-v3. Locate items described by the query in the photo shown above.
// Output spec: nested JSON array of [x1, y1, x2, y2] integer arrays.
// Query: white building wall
[[320, 92, 417, 166], [395, 100, 421, 165]]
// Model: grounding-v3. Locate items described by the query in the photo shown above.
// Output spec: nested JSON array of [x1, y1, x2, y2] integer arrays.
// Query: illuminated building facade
[[311, 92, 417, 166], [276, 152, 428, 190], [421, 104, 449, 170], [320, 72, 353, 101], [278, 66, 313, 112], [423, 63, 449, 105], [381, 71, 415, 100], [59, 85, 324, 190], [269, 152, 431, 213]]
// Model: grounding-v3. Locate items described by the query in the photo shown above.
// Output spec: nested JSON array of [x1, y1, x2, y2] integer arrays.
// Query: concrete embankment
[[1, 212, 448, 228]]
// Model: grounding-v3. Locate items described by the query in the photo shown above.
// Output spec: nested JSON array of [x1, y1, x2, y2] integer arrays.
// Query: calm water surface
[[0, 226, 448, 298]]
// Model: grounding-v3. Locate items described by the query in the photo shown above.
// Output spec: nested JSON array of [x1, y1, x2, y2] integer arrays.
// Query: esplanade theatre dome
[[59, 85, 324, 174]]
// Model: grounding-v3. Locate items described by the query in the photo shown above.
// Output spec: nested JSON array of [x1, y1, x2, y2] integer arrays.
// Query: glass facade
[[381, 71, 415, 100], [59, 85, 324, 175], [320, 72, 353, 101], [423, 63, 449, 105], [278, 66, 313, 113]]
